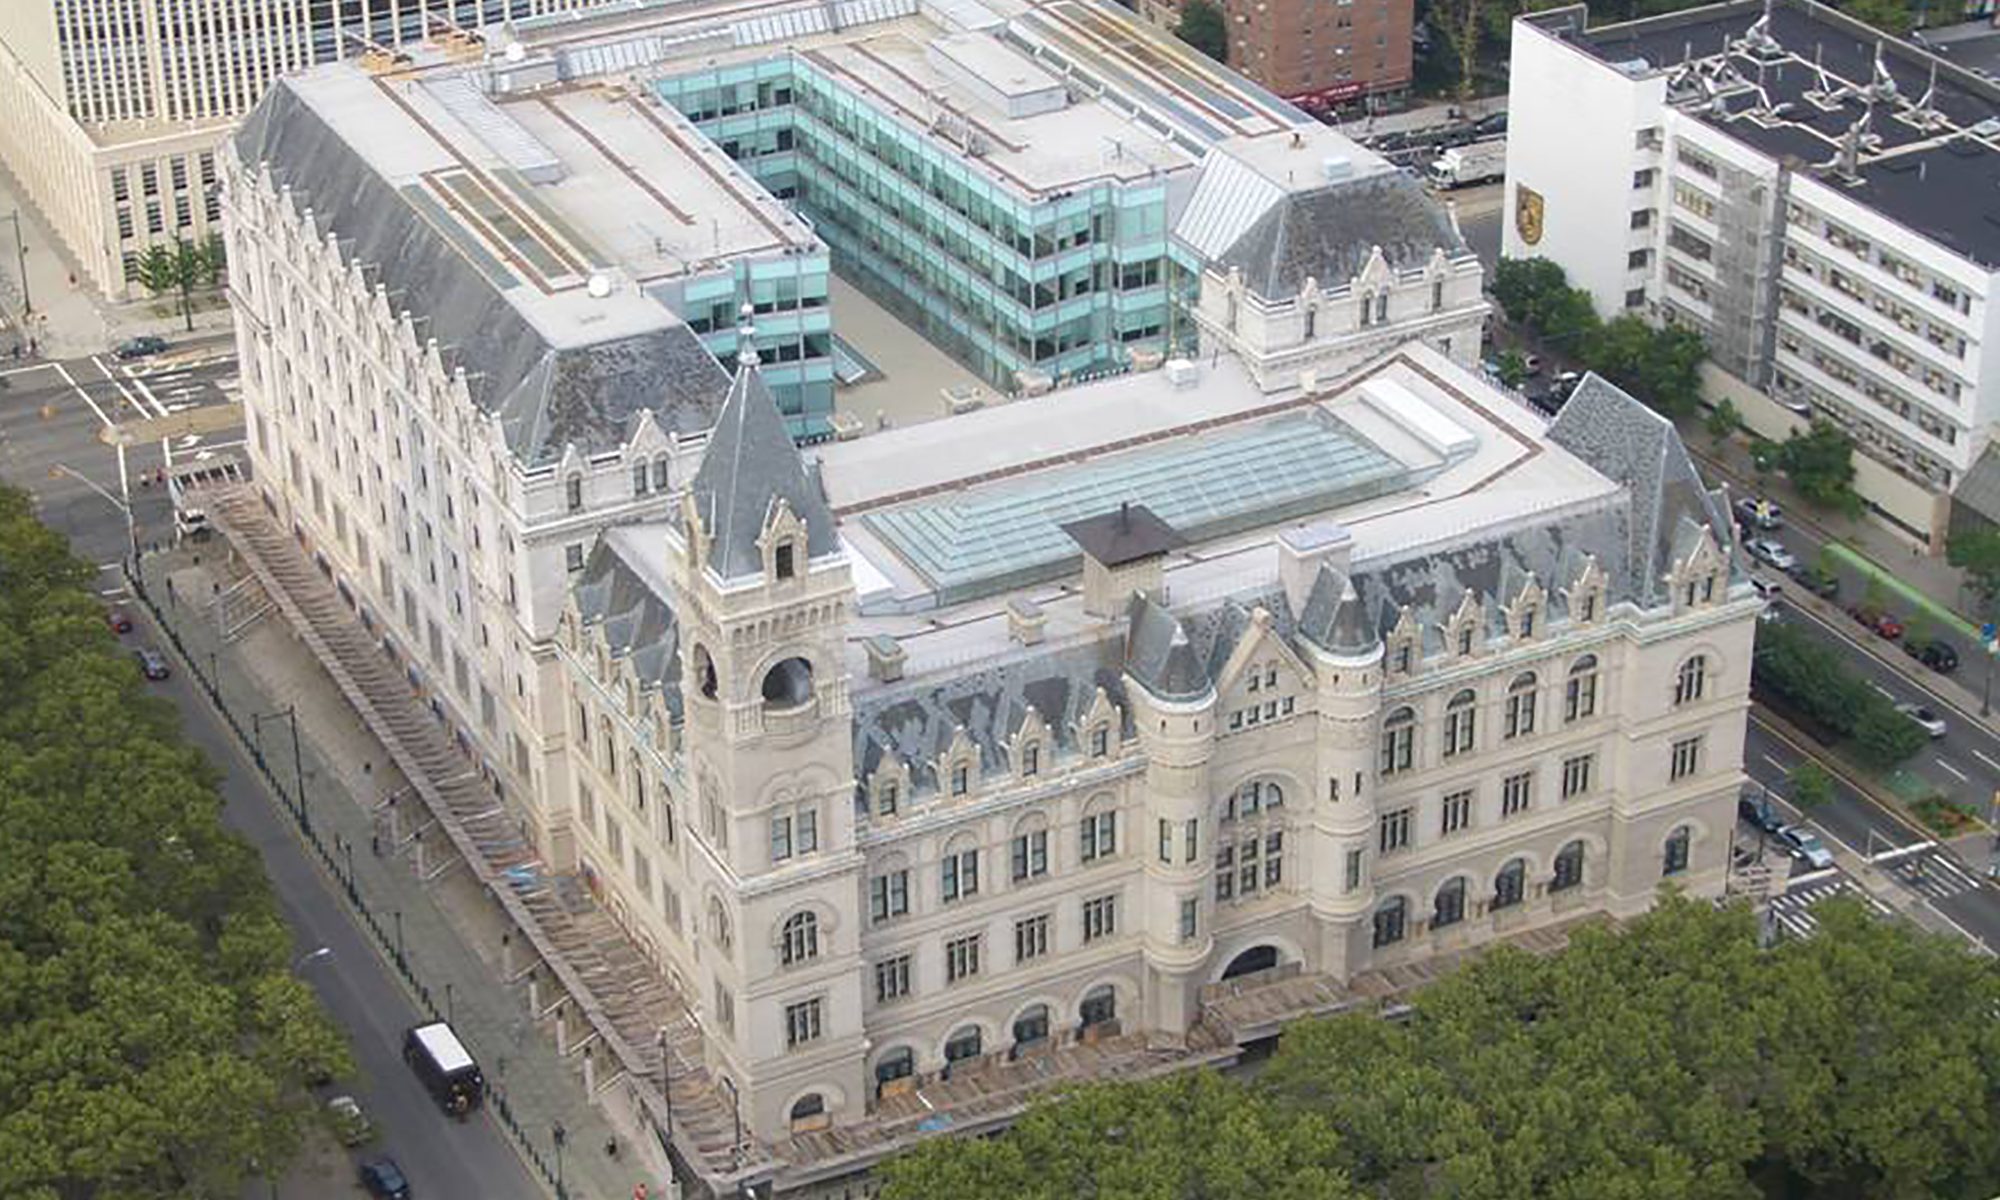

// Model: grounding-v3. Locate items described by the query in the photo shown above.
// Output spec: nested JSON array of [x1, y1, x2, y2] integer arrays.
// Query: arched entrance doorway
[[1221, 944, 1280, 980]]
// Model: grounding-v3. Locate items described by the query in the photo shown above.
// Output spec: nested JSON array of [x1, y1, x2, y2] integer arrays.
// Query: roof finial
[[736, 301, 759, 370], [1119, 499, 1131, 531]]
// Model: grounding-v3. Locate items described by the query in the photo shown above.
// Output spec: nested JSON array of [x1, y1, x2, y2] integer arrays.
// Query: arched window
[[1380, 706, 1416, 775], [1443, 689, 1477, 758], [1565, 655, 1598, 723], [1080, 984, 1117, 1029], [875, 1047, 915, 1088], [1080, 795, 1117, 864], [1663, 826, 1692, 876], [944, 1025, 982, 1064], [790, 1093, 826, 1126], [761, 656, 814, 709], [1433, 877, 1467, 929], [1013, 1004, 1049, 1047], [1372, 896, 1408, 947], [941, 835, 979, 904], [1504, 672, 1537, 740], [780, 911, 819, 966], [1674, 655, 1707, 706], [1227, 779, 1284, 820], [693, 644, 718, 701], [1493, 858, 1527, 909], [1216, 780, 1287, 904], [1553, 840, 1586, 892], [707, 896, 733, 951]]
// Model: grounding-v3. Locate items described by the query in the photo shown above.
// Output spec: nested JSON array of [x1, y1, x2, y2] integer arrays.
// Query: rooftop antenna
[[1869, 39, 1899, 102], [736, 303, 759, 369], [1738, 0, 1783, 59]]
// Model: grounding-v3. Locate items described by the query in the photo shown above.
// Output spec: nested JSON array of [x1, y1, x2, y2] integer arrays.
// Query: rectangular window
[[1014, 914, 1050, 963], [565, 543, 585, 573], [1381, 722, 1413, 775], [1081, 894, 1118, 943], [1090, 728, 1109, 757], [874, 954, 912, 1004], [1343, 847, 1364, 893], [1670, 735, 1703, 781], [1379, 807, 1413, 854], [770, 814, 792, 862], [1566, 668, 1598, 722], [714, 982, 735, 1034], [1022, 744, 1038, 776], [784, 998, 823, 1048], [1440, 789, 1473, 836], [945, 934, 981, 983], [1562, 753, 1595, 799], [1010, 829, 1048, 881], [1502, 770, 1533, 817], [796, 808, 817, 855], [869, 870, 910, 923], [1179, 896, 1199, 942], [1158, 818, 1172, 863], [1184, 818, 1199, 863], [942, 848, 978, 902], [877, 781, 898, 816], [1080, 811, 1115, 863]]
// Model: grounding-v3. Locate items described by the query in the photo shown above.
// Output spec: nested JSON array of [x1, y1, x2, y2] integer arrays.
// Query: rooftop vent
[[1164, 358, 1199, 389], [1322, 155, 1353, 181]]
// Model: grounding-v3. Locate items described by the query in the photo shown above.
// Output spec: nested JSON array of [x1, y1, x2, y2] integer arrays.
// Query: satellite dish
[[504, 41, 527, 63], [586, 273, 613, 299]]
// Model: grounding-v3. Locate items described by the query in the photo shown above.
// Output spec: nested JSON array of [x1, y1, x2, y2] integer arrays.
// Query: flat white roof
[[412, 1021, 476, 1073]]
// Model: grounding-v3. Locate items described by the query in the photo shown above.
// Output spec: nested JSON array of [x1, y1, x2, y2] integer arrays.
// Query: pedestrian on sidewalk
[[604, 1136, 618, 1159], [371, 833, 381, 857]]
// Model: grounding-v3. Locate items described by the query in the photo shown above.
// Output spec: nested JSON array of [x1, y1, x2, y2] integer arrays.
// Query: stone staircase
[[207, 488, 765, 1187]]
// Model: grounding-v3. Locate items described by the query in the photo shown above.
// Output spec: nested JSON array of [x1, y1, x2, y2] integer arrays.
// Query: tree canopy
[[1174, 0, 1229, 63], [1774, 420, 1860, 515], [1753, 619, 1924, 767], [878, 896, 2000, 1200], [0, 485, 351, 1199], [1490, 258, 1705, 417], [1947, 526, 2000, 618]]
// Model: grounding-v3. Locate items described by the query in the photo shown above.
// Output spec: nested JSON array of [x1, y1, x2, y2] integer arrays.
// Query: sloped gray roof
[[233, 80, 730, 467], [1064, 503, 1185, 567], [574, 538, 684, 720], [1546, 373, 1737, 604], [1124, 593, 1210, 701], [1216, 172, 1465, 299], [688, 363, 839, 581], [1954, 443, 2000, 526], [1299, 566, 1379, 655]]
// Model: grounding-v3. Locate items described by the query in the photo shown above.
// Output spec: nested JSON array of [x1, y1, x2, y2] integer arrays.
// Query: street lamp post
[[47, 462, 138, 566], [656, 1027, 674, 1138], [552, 1121, 568, 1200]]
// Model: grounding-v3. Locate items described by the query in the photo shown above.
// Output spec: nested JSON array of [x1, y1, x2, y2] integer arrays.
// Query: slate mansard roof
[[233, 79, 732, 468], [573, 536, 684, 722], [1215, 171, 1468, 299], [847, 373, 1738, 791]]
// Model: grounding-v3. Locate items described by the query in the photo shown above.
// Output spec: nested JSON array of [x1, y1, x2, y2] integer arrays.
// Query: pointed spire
[[686, 341, 836, 582], [1124, 593, 1211, 702], [1299, 564, 1379, 657], [735, 301, 759, 369]]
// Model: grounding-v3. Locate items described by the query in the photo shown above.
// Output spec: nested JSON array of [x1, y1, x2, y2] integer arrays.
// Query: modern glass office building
[[650, 251, 836, 440], [655, 57, 1192, 391]]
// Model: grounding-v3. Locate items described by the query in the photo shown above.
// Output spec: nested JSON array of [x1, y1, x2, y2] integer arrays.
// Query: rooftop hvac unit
[[1164, 358, 1199, 389]]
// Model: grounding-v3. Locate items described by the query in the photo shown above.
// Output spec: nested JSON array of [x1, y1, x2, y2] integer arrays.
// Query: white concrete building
[[553, 334, 1755, 1170], [0, 0, 609, 299], [1504, 0, 2000, 547]]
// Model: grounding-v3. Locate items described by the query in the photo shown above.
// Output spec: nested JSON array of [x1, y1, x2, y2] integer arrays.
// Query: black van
[[403, 1022, 485, 1118]]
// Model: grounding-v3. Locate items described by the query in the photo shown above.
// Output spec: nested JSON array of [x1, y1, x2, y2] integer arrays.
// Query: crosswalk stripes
[[1766, 872, 1892, 940], [1885, 846, 1985, 901]]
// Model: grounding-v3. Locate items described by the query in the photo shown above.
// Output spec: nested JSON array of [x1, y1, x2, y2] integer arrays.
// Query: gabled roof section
[[1546, 373, 1734, 604], [689, 364, 838, 581], [1124, 593, 1210, 702], [233, 79, 730, 468], [1216, 171, 1464, 299], [574, 537, 684, 719]]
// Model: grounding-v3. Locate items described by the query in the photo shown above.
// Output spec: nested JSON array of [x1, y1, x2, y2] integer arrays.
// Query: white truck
[[1426, 139, 1506, 189]]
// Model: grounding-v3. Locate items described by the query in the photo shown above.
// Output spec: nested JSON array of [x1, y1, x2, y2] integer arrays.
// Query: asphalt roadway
[[131, 611, 543, 1200]]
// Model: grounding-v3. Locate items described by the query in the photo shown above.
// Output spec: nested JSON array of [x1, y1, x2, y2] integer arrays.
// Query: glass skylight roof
[[864, 408, 1415, 604]]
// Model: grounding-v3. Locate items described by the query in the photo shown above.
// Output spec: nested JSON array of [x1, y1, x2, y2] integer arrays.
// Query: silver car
[[1894, 702, 1947, 739], [1778, 825, 1835, 871], [1744, 538, 1797, 572]]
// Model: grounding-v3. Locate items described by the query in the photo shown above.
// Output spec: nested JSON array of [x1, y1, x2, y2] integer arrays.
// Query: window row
[[869, 894, 1125, 1004]]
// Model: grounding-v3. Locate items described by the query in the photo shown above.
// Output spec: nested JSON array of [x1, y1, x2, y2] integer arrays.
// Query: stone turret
[[1295, 565, 1384, 977]]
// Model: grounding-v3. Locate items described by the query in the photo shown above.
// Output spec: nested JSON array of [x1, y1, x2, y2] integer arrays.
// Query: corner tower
[[1296, 565, 1384, 978]]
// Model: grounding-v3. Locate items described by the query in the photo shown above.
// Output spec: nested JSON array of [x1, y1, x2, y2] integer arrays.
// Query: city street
[[131, 614, 541, 1200], [0, 337, 240, 573]]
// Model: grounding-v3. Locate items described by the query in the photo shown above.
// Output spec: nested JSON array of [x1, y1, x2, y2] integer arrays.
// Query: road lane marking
[[1749, 711, 1934, 845], [1759, 752, 1792, 773], [1974, 749, 2000, 774], [1870, 682, 1895, 700], [1937, 758, 1970, 782], [0, 363, 56, 378], [88, 355, 156, 419], [52, 361, 113, 428]]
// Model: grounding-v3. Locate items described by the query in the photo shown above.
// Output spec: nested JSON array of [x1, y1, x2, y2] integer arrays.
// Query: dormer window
[[1580, 594, 1596, 622], [1374, 292, 1388, 324], [951, 764, 969, 796], [1431, 279, 1444, 312], [1457, 626, 1474, 656], [1302, 305, 1316, 340], [878, 779, 899, 816], [1519, 610, 1534, 639], [775, 540, 796, 580], [565, 474, 583, 512], [1395, 643, 1413, 674], [1090, 727, 1109, 758], [1021, 743, 1039, 777]]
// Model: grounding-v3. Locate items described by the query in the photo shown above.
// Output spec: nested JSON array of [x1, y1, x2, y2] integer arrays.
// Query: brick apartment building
[[1137, 0, 1414, 111]]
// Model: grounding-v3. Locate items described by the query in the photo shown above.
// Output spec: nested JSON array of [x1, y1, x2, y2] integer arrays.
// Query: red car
[[105, 606, 133, 634], [1846, 605, 1903, 640]]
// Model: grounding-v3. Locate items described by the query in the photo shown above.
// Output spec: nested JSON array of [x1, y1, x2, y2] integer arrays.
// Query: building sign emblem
[[1515, 184, 1545, 246]]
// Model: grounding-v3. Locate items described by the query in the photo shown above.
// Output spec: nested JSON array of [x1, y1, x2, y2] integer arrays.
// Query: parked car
[[1738, 788, 1786, 836], [1777, 825, 1836, 871], [1895, 701, 1948, 739], [1904, 637, 1959, 673], [1734, 496, 1783, 531], [1751, 577, 1783, 601], [1520, 352, 1544, 375], [1551, 369, 1584, 399], [132, 648, 170, 680], [1786, 563, 1840, 599], [359, 1158, 411, 1200], [1744, 538, 1797, 572], [1846, 605, 1903, 640], [105, 605, 133, 634], [326, 1095, 373, 1147], [113, 335, 168, 360], [1473, 111, 1509, 137]]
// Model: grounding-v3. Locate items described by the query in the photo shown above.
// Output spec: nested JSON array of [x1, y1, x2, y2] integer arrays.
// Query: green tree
[[1851, 702, 1927, 768], [1836, 0, 1914, 33], [1174, 0, 1229, 63], [1788, 760, 1834, 809], [1492, 257, 1571, 324], [0, 485, 352, 1200], [1495, 348, 1528, 389], [1705, 398, 1741, 444], [1947, 525, 2000, 617], [1775, 419, 1860, 514], [132, 237, 211, 332]]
